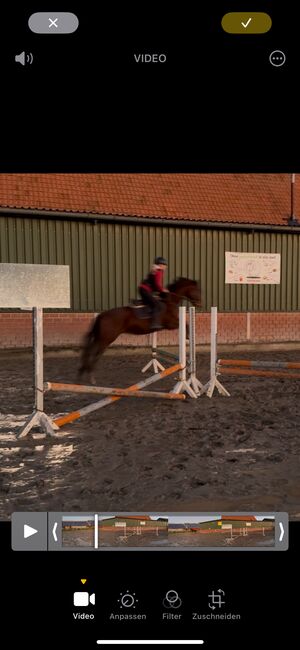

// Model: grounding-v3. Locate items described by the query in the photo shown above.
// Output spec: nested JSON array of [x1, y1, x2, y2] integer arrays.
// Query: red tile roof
[[0, 174, 298, 226], [222, 516, 257, 521], [116, 515, 151, 521]]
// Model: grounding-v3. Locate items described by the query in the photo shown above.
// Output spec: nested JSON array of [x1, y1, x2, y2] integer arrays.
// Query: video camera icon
[[73, 592, 96, 607]]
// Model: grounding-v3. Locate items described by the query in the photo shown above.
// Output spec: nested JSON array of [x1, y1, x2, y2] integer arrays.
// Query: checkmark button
[[222, 12, 272, 34], [241, 18, 252, 29]]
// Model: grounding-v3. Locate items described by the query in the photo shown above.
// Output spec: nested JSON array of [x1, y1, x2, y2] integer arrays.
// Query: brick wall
[[0, 311, 299, 349]]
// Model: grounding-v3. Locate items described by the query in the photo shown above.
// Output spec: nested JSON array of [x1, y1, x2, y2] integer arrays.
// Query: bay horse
[[79, 277, 201, 383]]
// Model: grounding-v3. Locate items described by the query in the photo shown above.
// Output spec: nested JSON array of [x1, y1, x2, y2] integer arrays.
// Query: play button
[[12, 512, 47, 551], [24, 524, 38, 539]]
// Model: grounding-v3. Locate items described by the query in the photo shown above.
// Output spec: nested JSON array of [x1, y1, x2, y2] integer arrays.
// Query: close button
[[28, 12, 79, 34]]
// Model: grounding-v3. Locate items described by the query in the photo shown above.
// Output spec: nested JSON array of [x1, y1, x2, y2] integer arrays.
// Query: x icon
[[48, 18, 58, 28]]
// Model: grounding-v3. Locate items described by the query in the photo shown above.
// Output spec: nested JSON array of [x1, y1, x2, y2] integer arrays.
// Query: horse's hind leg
[[79, 313, 123, 384], [78, 340, 106, 385], [87, 341, 107, 384]]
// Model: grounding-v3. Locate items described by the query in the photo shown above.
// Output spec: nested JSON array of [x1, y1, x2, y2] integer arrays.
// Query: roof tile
[[0, 173, 298, 226]]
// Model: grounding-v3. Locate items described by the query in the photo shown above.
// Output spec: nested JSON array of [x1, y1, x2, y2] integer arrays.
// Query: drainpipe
[[288, 173, 299, 225]]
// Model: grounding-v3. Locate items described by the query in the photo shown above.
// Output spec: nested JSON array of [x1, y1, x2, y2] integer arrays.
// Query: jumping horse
[[79, 277, 201, 383]]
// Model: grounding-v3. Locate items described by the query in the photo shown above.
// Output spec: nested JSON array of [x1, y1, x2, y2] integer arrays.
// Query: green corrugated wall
[[1, 215, 300, 312]]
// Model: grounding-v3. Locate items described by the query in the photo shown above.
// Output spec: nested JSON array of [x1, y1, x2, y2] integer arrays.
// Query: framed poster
[[225, 252, 281, 284]]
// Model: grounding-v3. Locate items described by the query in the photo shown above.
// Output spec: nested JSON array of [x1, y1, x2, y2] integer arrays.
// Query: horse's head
[[167, 277, 202, 308]]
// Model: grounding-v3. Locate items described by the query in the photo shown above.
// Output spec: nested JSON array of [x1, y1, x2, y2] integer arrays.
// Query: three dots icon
[[269, 50, 286, 67]]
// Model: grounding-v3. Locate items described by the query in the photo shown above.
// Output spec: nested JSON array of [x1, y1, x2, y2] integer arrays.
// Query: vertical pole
[[187, 306, 204, 395], [152, 331, 157, 355], [201, 306, 230, 398], [288, 173, 298, 224], [18, 305, 58, 437], [172, 306, 198, 398], [210, 306, 217, 385], [291, 173, 295, 220], [189, 307, 195, 376], [33, 306, 44, 412], [141, 331, 165, 374], [246, 312, 251, 340], [179, 305, 186, 382]]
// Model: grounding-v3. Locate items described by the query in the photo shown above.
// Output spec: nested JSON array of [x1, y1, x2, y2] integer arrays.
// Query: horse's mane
[[167, 277, 198, 292]]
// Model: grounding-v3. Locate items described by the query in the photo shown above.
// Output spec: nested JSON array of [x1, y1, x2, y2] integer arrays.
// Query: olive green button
[[222, 12, 272, 34]]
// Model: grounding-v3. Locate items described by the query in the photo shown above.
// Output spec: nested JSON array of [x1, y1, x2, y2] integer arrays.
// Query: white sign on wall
[[225, 252, 281, 285], [0, 263, 70, 308]]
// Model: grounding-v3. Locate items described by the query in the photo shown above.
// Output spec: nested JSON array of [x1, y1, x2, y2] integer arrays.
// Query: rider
[[139, 257, 169, 330]]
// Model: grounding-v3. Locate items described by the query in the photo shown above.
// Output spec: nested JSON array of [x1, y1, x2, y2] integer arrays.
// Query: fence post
[[201, 307, 230, 398], [172, 306, 198, 398], [186, 306, 204, 396], [141, 331, 165, 374]]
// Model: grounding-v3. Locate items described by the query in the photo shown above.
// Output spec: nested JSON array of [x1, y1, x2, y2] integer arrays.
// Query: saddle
[[130, 299, 144, 306], [129, 299, 152, 319], [129, 298, 163, 320]]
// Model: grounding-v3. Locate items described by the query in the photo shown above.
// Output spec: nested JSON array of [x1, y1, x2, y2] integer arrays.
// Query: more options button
[[269, 50, 286, 67]]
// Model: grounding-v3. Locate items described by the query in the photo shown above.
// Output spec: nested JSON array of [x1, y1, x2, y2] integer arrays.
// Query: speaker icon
[[15, 51, 33, 66]]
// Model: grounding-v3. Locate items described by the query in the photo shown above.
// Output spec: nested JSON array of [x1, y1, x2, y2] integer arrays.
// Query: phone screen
[[0, 3, 298, 648]]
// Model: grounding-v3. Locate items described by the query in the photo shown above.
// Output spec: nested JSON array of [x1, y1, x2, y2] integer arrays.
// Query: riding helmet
[[155, 256, 168, 265]]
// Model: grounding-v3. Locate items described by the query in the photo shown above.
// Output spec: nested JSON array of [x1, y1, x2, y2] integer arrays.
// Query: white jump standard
[[141, 331, 166, 374], [202, 305, 300, 398], [142, 306, 203, 397], [186, 305, 203, 396], [200, 306, 230, 399], [18, 307, 60, 438], [172, 307, 200, 398]]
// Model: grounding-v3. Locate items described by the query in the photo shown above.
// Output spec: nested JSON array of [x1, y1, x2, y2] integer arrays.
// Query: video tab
[[11, 511, 289, 551]]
